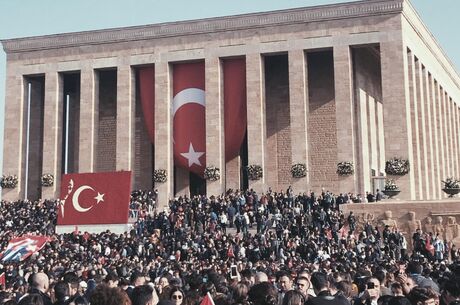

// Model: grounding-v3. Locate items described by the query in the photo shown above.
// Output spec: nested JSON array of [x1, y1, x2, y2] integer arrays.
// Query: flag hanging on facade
[[138, 66, 155, 144], [173, 62, 206, 176], [200, 292, 215, 305], [1, 236, 49, 262], [223, 58, 247, 161], [57, 171, 132, 225]]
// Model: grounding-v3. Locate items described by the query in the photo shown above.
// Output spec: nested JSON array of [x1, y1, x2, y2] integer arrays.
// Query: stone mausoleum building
[[2, 0, 460, 207]]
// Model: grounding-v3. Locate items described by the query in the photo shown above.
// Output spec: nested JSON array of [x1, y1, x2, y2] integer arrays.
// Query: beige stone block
[[116, 64, 135, 172], [205, 56, 225, 195], [41, 71, 63, 199], [246, 53, 267, 193], [79, 67, 98, 173], [381, 40, 414, 200], [289, 50, 309, 192], [2, 72, 25, 201], [333, 45, 356, 194], [154, 62, 174, 208]]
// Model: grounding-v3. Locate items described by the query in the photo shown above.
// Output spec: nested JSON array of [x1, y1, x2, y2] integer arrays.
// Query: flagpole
[[64, 94, 70, 174], [24, 82, 32, 200]]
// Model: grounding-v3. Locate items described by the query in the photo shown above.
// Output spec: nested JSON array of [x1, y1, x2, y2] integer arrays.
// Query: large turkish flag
[[57, 171, 131, 225], [173, 62, 206, 176]]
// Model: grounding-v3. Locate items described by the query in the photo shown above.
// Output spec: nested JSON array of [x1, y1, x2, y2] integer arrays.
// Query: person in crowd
[[53, 281, 69, 305], [169, 288, 184, 305], [283, 290, 306, 305], [90, 285, 131, 305], [28, 273, 52, 305], [248, 282, 278, 305], [296, 276, 310, 300], [308, 272, 349, 305], [407, 287, 439, 305], [277, 272, 294, 305], [130, 285, 158, 305]]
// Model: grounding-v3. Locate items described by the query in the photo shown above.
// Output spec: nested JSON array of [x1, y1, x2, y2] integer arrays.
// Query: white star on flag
[[94, 192, 105, 204], [180, 142, 204, 167]]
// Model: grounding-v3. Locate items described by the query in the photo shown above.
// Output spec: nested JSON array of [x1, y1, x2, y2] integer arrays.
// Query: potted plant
[[246, 165, 263, 181], [337, 161, 354, 176], [204, 166, 220, 181], [442, 177, 460, 197], [41, 173, 54, 187], [385, 158, 410, 175], [0, 175, 18, 189], [291, 163, 307, 178], [153, 169, 167, 183], [383, 179, 400, 199]]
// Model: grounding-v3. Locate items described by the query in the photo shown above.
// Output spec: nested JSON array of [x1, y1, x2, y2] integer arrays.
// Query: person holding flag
[[199, 292, 215, 305]]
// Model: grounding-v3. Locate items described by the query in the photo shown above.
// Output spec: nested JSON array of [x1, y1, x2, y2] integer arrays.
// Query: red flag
[[138, 66, 155, 144], [173, 62, 206, 176], [200, 292, 215, 305], [339, 224, 349, 238], [0, 273, 5, 286], [325, 228, 332, 240], [1, 236, 49, 262], [58, 171, 132, 225], [223, 58, 247, 161]]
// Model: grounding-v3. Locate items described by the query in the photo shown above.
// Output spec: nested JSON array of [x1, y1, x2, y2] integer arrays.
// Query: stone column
[[246, 53, 267, 193], [205, 56, 225, 195], [425, 72, 435, 199], [436, 84, 446, 197], [79, 67, 98, 173], [288, 50, 309, 193], [2, 68, 25, 201], [456, 106, 460, 177], [154, 62, 173, 208], [116, 64, 135, 172], [444, 93, 452, 178], [415, 60, 428, 199], [452, 100, 459, 178], [381, 40, 415, 200], [41, 71, 63, 199], [430, 77, 441, 199], [407, 52, 422, 199], [333, 45, 357, 194]]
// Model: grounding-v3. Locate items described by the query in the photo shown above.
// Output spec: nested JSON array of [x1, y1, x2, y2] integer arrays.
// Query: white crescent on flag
[[172, 88, 205, 115], [71, 185, 104, 213]]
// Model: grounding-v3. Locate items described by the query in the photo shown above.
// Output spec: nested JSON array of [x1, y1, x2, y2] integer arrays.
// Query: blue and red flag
[[1, 236, 49, 262]]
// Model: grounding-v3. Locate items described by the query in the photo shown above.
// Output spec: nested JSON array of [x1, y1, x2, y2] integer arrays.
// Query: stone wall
[[265, 55, 291, 191], [96, 70, 117, 172], [307, 50, 338, 192]]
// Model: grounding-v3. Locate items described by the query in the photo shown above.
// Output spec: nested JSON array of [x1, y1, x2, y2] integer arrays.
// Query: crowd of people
[[0, 188, 459, 305]]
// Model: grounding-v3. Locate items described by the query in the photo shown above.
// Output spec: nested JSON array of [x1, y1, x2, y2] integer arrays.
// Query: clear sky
[[0, 0, 459, 174]]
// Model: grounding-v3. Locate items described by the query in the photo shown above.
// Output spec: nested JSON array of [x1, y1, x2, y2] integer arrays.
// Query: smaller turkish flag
[[58, 171, 132, 225], [200, 293, 215, 305], [0, 273, 5, 287]]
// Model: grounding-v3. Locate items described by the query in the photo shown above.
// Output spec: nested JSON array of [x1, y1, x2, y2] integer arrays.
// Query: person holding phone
[[354, 278, 380, 305]]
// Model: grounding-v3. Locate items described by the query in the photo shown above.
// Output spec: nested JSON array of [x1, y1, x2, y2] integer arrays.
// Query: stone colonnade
[[2, 1, 460, 207], [0, 43, 409, 205]]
